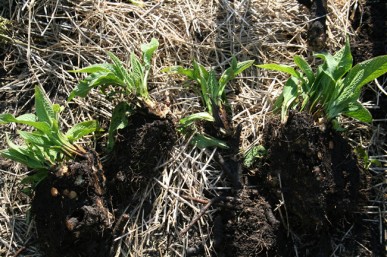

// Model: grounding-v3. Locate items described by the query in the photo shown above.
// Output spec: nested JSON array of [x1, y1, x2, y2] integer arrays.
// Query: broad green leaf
[[0, 113, 19, 124], [107, 51, 130, 82], [294, 55, 314, 84], [18, 130, 50, 146], [341, 55, 387, 100], [179, 112, 215, 129], [315, 52, 338, 76], [130, 52, 145, 94], [281, 77, 298, 123], [141, 38, 159, 68], [35, 85, 55, 125], [342, 101, 372, 123], [332, 39, 353, 80], [15, 113, 36, 122], [65, 120, 98, 142], [69, 63, 112, 74], [107, 102, 133, 151], [2, 135, 48, 169], [190, 134, 229, 149], [0, 113, 51, 134], [318, 70, 337, 106], [233, 59, 255, 76], [161, 66, 195, 79], [192, 61, 211, 112], [256, 63, 300, 78], [219, 58, 254, 91], [68, 72, 124, 100], [1, 148, 47, 170]]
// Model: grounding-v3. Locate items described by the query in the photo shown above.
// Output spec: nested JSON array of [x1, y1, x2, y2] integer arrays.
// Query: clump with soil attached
[[250, 111, 382, 256], [32, 151, 113, 257], [215, 189, 280, 257], [105, 110, 177, 207]]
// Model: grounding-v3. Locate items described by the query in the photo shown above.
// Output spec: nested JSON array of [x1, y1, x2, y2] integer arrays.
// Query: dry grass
[[0, 0, 385, 256]]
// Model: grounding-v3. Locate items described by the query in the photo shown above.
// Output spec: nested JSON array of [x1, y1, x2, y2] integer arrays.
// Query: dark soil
[[105, 110, 177, 208], [215, 189, 280, 257], [31, 109, 177, 257], [350, 0, 387, 120], [32, 151, 113, 257], [246, 112, 384, 256], [297, 0, 328, 51]]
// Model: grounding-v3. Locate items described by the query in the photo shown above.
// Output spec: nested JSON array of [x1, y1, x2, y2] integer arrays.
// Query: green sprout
[[257, 38, 387, 129], [68, 38, 160, 150], [243, 145, 267, 168], [0, 85, 98, 190], [164, 57, 254, 148]]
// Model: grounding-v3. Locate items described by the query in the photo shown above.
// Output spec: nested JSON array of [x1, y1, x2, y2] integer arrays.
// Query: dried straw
[[0, 0, 385, 256]]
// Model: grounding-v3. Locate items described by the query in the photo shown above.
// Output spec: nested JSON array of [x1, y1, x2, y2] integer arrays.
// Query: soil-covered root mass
[[32, 151, 113, 257], [105, 111, 177, 207], [251, 111, 383, 256], [215, 189, 280, 257]]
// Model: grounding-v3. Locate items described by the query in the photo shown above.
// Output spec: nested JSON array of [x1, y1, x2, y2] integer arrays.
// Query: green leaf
[[273, 93, 284, 113], [107, 102, 133, 151], [179, 112, 215, 129], [190, 134, 229, 149], [1, 137, 47, 170], [34, 85, 55, 125], [141, 38, 159, 68], [107, 52, 131, 82], [161, 66, 195, 79], [0, 113, 52, 134], [332, 39, 353, 80], [294, 55, 314, 84], [68, 72, 124, 101], [14, 113, 36, 122], [281, 77, 299, 123], [18, 130, 50, 146], [315, 52, 338, 76], [342, 55, 387, 100], [256, 63, 300, 78], [69, 63, 112, 74], [219, 58, 254, 91], [192, 61, 211, 112], [65, 120, 98, 142], [130, 52, 145, 94], [342, 101, 372, 123]]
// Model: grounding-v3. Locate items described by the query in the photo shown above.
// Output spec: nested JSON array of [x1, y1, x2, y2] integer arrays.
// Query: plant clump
[[0, 86, 112, 256], [250, 40, 387, 255], [69, 38, 177, 206]]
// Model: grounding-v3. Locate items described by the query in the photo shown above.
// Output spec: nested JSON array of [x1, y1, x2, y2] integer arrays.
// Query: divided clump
[[0, 86, 112, 256], [69, 38, 177, 206]]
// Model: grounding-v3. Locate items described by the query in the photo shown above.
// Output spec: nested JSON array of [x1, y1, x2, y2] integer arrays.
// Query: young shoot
[[68, 38, 161, 150], [164, 57, 254, 148]]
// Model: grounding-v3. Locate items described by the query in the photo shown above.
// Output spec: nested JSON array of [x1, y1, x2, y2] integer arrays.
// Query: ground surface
[[0, 0, 386, 256]]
